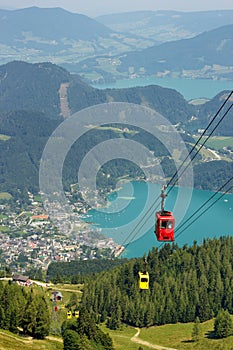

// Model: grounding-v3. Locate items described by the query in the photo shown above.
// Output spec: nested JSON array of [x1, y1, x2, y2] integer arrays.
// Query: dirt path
[[131, 328, 177, 350], [55, 288, 82, 293], [59, 82, 71, 118], [207, 147, 221, 160], [46, 335, 63, 343], [0, 330, 33, 344]]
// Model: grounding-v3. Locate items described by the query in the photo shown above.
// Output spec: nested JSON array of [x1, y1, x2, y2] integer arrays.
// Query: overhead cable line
[[115, 190, 161, 255], [115, 91, 233, 257], [156, 175, 233, 249], [167, 102, 233, 196], [175, 178, 233, 240], [167, 91, 233, 193], [175, 176, 233, 235]]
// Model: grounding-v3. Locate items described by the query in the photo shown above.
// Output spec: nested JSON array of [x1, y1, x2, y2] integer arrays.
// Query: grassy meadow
[[0, 192, 12, 201], [0, 329, 63, 350], [100, 318, 233, 350], [193, 136, 233, 150]]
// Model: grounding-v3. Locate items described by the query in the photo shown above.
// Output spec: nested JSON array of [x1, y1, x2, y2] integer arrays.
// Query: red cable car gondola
[[155, 186, 175, 241], [155, 210, 174, 241]]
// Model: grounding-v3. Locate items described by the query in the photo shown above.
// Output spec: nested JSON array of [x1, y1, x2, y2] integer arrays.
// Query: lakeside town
[[0, 189, 123, 276]]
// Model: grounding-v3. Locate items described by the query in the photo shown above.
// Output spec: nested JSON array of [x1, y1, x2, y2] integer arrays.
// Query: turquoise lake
[[87, 78, 233, 257], [92, 77, 233, 101], [84, 181, 233, 258]]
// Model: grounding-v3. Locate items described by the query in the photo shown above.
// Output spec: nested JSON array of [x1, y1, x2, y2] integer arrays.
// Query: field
[[193, 136, 233, 150], [0, 192, 12, 201], [0, 330, 62, 350], [100, 319, 233, 350], [0, 226, 10, 233], [0, 134, 11, 141]]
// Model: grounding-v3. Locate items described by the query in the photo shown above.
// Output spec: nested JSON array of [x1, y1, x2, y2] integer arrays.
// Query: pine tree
[[33, 296, 50, 339], [21, 292, 37, 337], [214, 309, 233, 338], [22, 292, 50, 339], [63, 329, 82, 350], [0, 304, 5, 328], [192, 316, 201, 342]]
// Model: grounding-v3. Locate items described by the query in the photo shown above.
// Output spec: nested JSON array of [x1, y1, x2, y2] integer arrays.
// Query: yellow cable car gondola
[[74, 310, 79, 318], [67, 311, 72, 319], [138, 271, 149, 290]]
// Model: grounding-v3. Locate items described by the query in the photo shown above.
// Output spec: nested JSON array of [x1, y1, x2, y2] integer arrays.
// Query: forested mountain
[[79, 237, 233, 328], [0, 61, 194, 195], [0, 7, 112, 43], [194, 161, 233, 191], [193, 91, 233, 136], [0, 61, 232, 197], [0, 61, 71, 118], [118, 24, 233, 71], [96, 10, 233, 42], [68, 81, 194, 124], [0, 110, 60, 194]]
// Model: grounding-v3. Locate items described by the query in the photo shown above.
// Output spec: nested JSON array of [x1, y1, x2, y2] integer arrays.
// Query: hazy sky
[[0, 0, 233, 17]]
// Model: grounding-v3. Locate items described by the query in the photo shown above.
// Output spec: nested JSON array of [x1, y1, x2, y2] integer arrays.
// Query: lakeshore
[[92, 76, 233, 101]]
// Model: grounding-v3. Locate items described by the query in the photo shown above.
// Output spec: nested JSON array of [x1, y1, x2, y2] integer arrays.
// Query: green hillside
[[0, 61, 232, 198], [80, 237, 233, 328], [100, 320, 233, 350], [1, 237, 233, 349], [0, 319, 233, 350], [0, 330, 62, 350]]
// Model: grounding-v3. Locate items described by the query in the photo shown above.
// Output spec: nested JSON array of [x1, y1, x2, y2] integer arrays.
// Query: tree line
[[47, 258, 127, 284], [0, 282, 50, 339], [80, 236, 233, 330]]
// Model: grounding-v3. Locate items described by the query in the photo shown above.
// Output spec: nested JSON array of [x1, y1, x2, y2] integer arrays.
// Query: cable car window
[[141, 278, 148, 283], [160, 220, 173, 229], [167, 220, 173, 229]]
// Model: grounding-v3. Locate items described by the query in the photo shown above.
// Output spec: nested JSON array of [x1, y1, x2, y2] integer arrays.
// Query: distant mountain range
[[0, 6, 112, 42], [74, 24, 233, 82], [0, 61, 232, 197], [0, 7, 155, 66], [96, 10, 233, 42], [0, 7, 233, 84]]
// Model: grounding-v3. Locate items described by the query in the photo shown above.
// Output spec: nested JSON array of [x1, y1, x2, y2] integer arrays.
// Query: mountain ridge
[[76, 24, 233, 82], [0, 7, 155, 67], [96, 9, 233, 42], [0, 61, 232, 197]]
